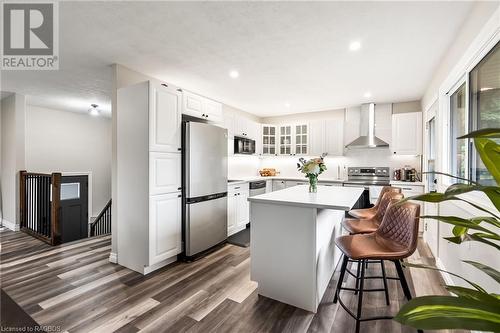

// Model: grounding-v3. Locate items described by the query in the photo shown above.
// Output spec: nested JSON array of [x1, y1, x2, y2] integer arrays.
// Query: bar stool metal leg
[[334, 255, 349, 304], [355, 259, 366, 333], [355, 260, 361, 295], [380, 260, 390, 305], [394, 260, 412, 300]]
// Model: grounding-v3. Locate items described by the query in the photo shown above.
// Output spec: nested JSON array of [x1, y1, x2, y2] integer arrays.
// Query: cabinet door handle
[[161, 83, 168, 87], [177, 194, 182, 198], [177, 148, 182, 151], [177, 187, 182, 190], [234, 186, 240, 189]]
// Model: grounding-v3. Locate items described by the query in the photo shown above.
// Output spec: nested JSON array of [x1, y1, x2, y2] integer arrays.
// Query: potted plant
[[394, 128, 500, 332], [297, 155, 327, 193]]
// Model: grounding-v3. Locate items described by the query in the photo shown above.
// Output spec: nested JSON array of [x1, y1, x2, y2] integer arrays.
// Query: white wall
[[25, 105, 111, 217], [0, 93, 26, 230]]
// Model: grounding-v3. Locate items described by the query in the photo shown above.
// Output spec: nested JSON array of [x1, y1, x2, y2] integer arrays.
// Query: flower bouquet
[[297, 155, 327, 193]]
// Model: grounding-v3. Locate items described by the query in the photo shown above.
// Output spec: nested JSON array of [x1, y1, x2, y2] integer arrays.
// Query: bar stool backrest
[[373, 192, 405, 225], [373, 186, 402, 210], [375, 200, 420, 258]]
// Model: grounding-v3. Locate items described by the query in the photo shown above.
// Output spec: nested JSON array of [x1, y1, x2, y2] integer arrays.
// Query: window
[[469, 41, 500, 185], [449, 83, 467, 180]]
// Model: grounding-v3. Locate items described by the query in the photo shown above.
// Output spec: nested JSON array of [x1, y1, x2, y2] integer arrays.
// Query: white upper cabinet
[[262, 125, 277, 155], [276, 124, 308, 156], [149, 192, 182, 265], [294, 124, 308, 155], [182, 91, 222, 123], [308, 118, 344, 156], [309, 120, 325, 156], [149, 82, 182, 153], [392, 112, 422, 155], [324, 119, 344, 156], [149, 152, 182, 195]]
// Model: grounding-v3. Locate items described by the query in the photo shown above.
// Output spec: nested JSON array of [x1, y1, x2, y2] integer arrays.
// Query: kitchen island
[[248, 185, 364, 312]]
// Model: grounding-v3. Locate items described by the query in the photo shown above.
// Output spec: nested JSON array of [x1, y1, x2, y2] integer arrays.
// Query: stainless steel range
[[344, 167, 390, 186], [343, 167, 390, 209]]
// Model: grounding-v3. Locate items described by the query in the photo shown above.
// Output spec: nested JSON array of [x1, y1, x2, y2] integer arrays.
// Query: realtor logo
[[1, 1, 59, 70]]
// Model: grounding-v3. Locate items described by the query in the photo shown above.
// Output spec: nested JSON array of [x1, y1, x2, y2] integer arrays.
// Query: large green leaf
[[419, 215, 491, 233], [474, 138, 500, 186], [402, 262, 486, 292], [458, 128, 500, 139], [440, 183, 500, 212], [445, 286, 500, 305], [468, 233, 500, 251], [422, 171, 478, 184], [463, 260, 500, 284], [394, 295, 500, 331]]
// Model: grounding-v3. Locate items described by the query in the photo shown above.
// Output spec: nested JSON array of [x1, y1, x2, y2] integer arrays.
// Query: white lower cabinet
[[285, 180, 309, 188], [149, 193, 182, 265], [272, 180, 286, 191], [228, 183, 250, 236]]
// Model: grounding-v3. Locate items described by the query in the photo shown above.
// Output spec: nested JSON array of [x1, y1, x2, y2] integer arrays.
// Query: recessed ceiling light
[[363, 92, 372, 98], [285, 103, 291, 108], [480, 87, 493, 92], [88, 104, 100, 116], [229, 70, 239, 79], [349, 41, 361, 51]]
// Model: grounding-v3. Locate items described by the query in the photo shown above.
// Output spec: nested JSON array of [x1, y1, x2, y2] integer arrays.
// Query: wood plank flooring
[[1, 229, 456, 333]]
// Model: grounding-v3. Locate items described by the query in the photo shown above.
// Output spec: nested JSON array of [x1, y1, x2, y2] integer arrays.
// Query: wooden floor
[[1, 228, 453, 333]]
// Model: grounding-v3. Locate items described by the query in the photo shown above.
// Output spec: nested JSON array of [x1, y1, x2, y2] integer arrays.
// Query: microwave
[[234, 136, 256, 154]]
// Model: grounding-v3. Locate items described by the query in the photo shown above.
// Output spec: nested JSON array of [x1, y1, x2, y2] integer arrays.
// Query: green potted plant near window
[[394, 128, 500, 332]]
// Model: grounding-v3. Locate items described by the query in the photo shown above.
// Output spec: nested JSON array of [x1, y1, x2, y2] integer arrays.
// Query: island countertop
[[247, 185, 364, 211]]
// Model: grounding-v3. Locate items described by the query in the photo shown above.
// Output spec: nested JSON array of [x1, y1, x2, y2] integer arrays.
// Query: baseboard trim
[[2, 219, 20, 231], [109, 252, 118, 264], [435, 257, 454, 286]]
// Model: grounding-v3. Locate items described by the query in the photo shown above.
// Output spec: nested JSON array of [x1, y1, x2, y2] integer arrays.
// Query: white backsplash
[[229, 149, 421, 180]]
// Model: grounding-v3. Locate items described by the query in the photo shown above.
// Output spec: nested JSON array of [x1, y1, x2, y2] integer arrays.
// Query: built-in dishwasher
[[249, 180, 266, 197]]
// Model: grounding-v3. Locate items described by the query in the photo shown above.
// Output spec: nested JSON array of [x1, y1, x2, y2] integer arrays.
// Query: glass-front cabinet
[[262, 125, 277, 155], [261, 123, 308, 156], [279, 125, 293, 155], [295, 124, 308, 155]]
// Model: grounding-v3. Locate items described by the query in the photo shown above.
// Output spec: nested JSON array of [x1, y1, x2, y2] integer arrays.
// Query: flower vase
[[308, 175, 318, 193]]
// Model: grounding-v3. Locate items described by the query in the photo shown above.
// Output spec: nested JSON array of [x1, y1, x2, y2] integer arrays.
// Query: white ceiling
[[1, 1, 481, 117]]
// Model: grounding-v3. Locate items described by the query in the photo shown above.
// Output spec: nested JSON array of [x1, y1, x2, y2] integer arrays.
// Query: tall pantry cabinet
[[117, 80, 182, 274]]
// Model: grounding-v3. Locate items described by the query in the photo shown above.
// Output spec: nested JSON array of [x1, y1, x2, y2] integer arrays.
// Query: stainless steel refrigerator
[[183, 121, 228, 259]]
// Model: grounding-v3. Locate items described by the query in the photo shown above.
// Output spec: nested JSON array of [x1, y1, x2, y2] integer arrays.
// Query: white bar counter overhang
[[248, 185, 364, 312]]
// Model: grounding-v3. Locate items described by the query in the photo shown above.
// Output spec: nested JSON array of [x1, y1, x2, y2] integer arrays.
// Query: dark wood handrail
[[19, 170, 61, 245], [90, 199, 111, 237]]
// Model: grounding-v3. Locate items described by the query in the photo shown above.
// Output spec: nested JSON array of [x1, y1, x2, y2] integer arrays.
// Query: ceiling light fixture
[[364, 92, 372, 98], [285, 103, 291, 108], [349, 41, 361, 51], [88, 104, 100, 116], [229, 70, 239, 79]]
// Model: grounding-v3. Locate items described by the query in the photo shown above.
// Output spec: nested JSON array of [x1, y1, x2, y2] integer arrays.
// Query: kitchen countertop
[[248, 185, 364, 210], [390, 181, 425, 186], [228, 176, 346, 186]]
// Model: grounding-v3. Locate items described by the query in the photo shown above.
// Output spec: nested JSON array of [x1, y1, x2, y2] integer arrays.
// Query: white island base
[[249, 185, 364, 312]]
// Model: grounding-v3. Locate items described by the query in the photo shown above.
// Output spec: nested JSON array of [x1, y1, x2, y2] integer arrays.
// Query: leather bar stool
[[343, 191, 404, 234], [341, 191, 404, 304], [348, 186, 402, 220], [333, 200, 420, 333]]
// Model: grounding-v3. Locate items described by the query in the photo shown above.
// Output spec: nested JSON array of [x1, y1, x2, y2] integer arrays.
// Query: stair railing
[[19, 170, 61, 245], [89, 199, 111, 237]]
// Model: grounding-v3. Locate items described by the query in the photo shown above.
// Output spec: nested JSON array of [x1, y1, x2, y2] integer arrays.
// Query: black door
[[60, 175, 88, 243]]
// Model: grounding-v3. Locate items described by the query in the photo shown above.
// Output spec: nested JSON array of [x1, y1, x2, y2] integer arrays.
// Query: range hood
[[345, 103, 389, 149]]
